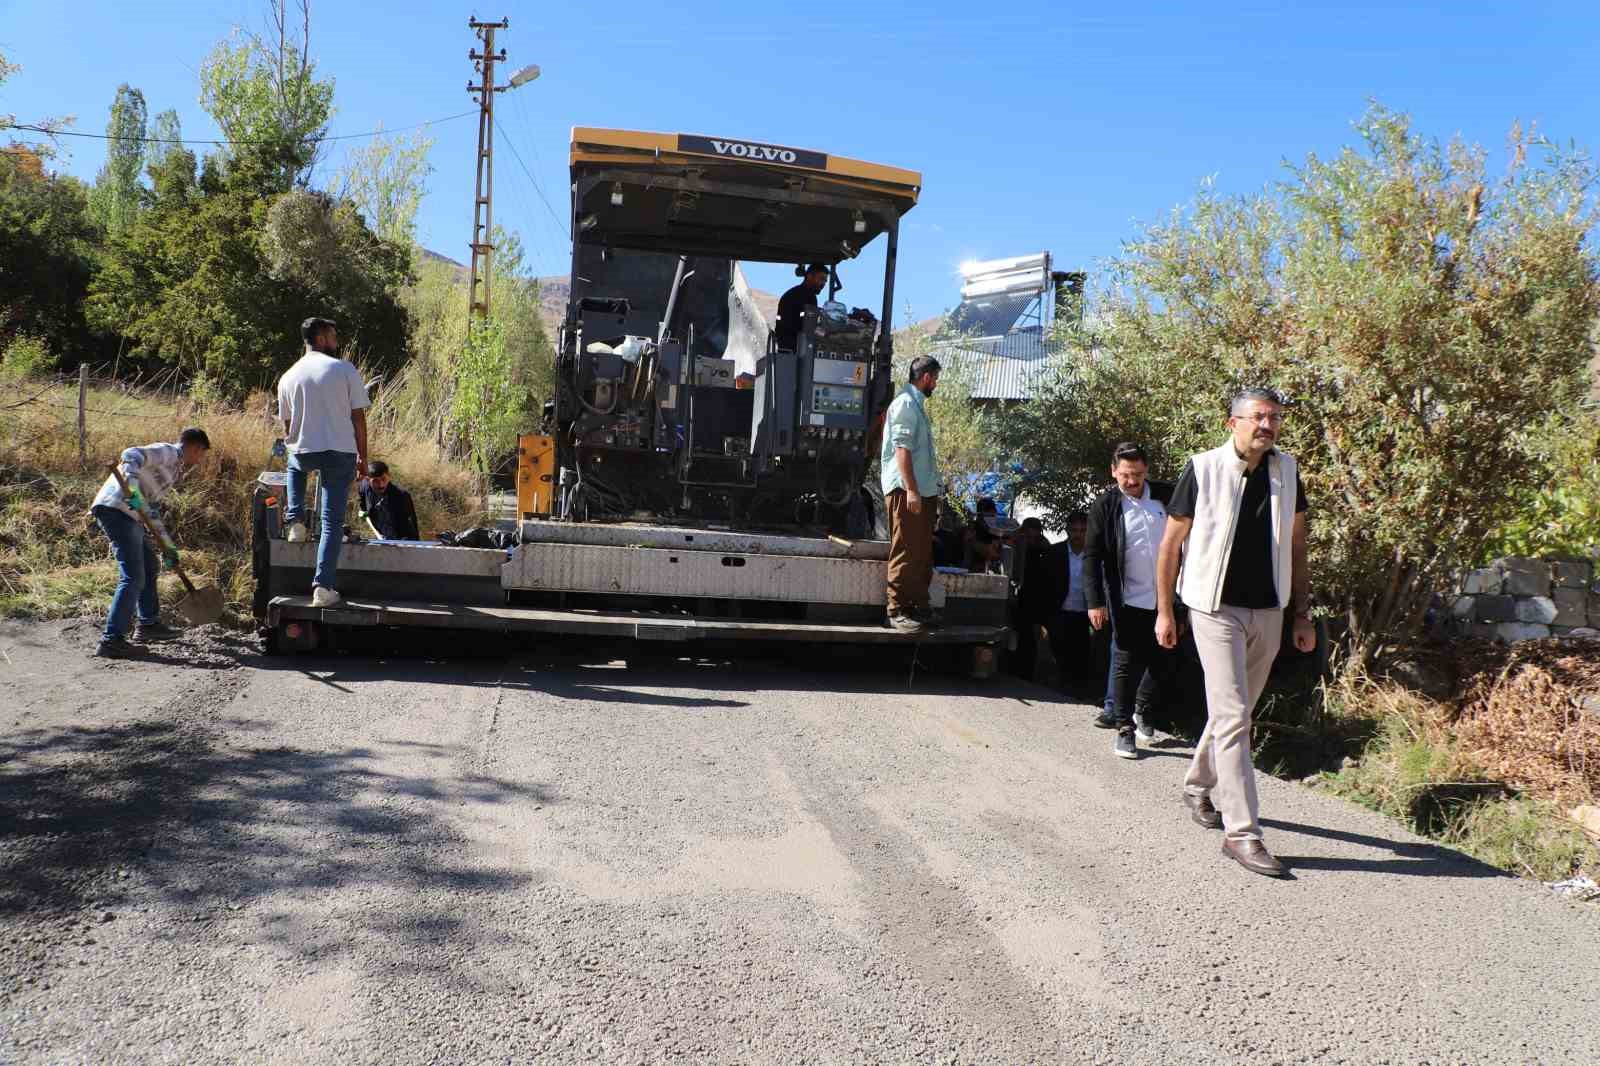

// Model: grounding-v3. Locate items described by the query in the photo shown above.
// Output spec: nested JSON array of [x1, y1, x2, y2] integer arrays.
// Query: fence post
[[78, 365, 88, 470]]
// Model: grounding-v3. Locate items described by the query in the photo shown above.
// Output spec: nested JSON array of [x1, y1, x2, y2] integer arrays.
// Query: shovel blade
[[175, 585, 225, 626]]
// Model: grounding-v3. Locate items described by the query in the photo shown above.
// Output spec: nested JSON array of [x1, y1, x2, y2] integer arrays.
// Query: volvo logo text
[[709, 140, 798, 163]]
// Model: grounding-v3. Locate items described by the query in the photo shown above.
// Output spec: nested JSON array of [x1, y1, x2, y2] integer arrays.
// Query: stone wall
[[1447, 557, 1600, 642]]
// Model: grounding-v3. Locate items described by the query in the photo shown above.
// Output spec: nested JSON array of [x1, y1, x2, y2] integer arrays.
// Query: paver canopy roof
[[569, 127, 920, 263]]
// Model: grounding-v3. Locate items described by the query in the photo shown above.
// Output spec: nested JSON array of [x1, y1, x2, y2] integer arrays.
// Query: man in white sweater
[[88, 428, 211, 657], [1155, 388, 1315, 878]]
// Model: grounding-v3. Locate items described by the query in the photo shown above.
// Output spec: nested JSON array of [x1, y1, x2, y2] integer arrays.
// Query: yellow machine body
[[516, 434, 557, 518]]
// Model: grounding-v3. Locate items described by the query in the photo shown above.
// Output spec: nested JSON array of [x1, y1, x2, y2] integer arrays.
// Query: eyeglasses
[[1234, 411, 1284, 426]]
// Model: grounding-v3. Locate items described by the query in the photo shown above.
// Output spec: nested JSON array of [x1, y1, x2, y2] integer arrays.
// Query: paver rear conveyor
[[254, 508, 1009, 674]]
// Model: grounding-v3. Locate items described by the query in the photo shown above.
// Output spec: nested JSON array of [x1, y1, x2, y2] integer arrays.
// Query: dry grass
[[1453, 638, 1600, 806], [1326, 643, 1600, 881], [1, 374, 480, 622]]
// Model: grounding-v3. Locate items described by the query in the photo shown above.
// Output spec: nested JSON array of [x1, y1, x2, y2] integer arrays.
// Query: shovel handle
[[107, 463, 198, 594]]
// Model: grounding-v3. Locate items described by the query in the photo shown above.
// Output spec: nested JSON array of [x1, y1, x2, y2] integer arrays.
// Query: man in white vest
[[1155, 387, 1315, 878]]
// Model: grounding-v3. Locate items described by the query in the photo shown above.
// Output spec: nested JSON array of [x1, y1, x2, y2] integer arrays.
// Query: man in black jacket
[[1083, 442, 1182, 760], [357, 460, 421, 541], [1047, 510, 1096, 693], [1010, 517, 1066, 681]]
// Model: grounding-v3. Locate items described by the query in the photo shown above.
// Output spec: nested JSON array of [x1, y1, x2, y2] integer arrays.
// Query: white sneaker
[[311, 586, 342, 607], [285, 521, 309, 543], [1134, 713, 1155, 741]]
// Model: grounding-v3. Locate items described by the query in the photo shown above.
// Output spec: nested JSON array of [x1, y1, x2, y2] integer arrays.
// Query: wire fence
[[2, 364, 209, 474]]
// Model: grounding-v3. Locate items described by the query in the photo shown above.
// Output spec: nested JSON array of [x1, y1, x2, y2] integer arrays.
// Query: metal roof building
[[932, 326, 1052, 401], [925, 252, 1076, 402]]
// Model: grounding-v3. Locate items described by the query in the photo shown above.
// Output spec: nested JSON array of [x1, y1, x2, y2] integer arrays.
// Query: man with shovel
[[89, 428, 211, 658]]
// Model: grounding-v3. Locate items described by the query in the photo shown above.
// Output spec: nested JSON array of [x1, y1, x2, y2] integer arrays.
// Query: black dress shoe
[[1222, 838, 1288, 878], [1183, 792, 1223, 829]]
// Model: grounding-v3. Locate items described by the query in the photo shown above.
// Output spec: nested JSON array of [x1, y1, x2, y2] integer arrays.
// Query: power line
[[493, 117, 568, 240], [1, 109, 478, 147], [507, 91, 569, 276]]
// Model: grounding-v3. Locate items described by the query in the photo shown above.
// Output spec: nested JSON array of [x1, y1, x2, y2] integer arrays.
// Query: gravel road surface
[[3, 618, 1597, 1065]]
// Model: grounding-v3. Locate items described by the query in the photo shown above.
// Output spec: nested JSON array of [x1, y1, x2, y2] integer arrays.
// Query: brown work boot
[[1183, 792, 1223, 829], [1222, 838, 1288, 878]]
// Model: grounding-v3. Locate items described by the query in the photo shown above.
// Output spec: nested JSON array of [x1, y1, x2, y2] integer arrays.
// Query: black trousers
[[1109, 605, 1180, 729], [1010, 611, 1048, 681], [1047, 610, 1093, 686]]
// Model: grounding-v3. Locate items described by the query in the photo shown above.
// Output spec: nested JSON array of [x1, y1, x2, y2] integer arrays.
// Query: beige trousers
[[1184, 605, 1282, 843]]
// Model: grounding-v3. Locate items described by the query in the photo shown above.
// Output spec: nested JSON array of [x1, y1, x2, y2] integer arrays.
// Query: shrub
[[1, 335, 53, 378], [1006, 105, 1600, 672], [1482, 412, 1600, 560]]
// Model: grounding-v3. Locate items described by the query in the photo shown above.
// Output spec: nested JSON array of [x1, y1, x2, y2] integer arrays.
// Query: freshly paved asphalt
[[3, 619, 1596, 1064]]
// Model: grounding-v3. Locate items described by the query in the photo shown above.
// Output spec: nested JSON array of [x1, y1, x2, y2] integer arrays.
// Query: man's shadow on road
[[1263, 817, 1506, 879]]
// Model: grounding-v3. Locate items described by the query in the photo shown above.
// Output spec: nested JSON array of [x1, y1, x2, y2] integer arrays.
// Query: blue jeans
[[93, 506, 160, 641], [286, 450, 357, 590]]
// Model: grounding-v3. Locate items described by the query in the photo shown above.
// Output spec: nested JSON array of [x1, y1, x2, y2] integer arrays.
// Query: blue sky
[[3, 1, 1596, 324]]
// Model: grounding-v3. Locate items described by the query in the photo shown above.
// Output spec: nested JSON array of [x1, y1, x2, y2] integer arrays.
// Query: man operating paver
[[276, 316, 371, 607], [87, 427, 211, 658], [881, 355, 942, 633], [1156, 386, 1315, 878]]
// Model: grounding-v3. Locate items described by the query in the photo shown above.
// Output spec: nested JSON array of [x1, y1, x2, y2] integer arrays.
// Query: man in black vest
[[1157, 387, 1314, 879]]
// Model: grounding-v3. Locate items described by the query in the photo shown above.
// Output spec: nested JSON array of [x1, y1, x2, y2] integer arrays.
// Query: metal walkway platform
[[268, 596, 1007, 646]]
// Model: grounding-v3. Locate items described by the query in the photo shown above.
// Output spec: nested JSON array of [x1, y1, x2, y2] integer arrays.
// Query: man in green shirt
[[880, 356, 942, 632]]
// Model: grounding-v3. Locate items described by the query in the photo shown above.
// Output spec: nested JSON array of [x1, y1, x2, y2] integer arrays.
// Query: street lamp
[[508, 64, 541, 89]]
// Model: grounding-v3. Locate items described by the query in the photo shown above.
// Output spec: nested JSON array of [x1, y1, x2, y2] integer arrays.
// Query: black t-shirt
[[1169, 455, 1307, 610], [775, 283, 818, 350]]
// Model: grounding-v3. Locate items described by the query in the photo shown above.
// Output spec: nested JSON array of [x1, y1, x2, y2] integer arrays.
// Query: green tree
[[88, 165, 409, 398], [0, 149, 96, 359], [331, 126, 434, 252], [453, 317, 522, 492], [490, 228, 555, 428], [391, 230, 552, 453], [198, 0, 334, 193], [1007, 106, 1599, 669], [87, 84, 147, 237], [143, 109, 185, 181], [387, 257, 469, 443]]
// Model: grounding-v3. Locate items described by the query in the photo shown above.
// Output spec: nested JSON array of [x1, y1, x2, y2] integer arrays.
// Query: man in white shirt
[[276, 317, 370, 607], [1082, 443, 1183, 760]]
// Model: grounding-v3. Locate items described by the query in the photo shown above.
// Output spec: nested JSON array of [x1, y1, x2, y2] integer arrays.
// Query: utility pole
[[466, 17, 508, 323]]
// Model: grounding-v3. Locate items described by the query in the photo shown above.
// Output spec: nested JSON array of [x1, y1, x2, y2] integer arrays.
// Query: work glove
[[127, 487, 145, 512], [162, 545, 180, 569], [272, 438, 288, 460]]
